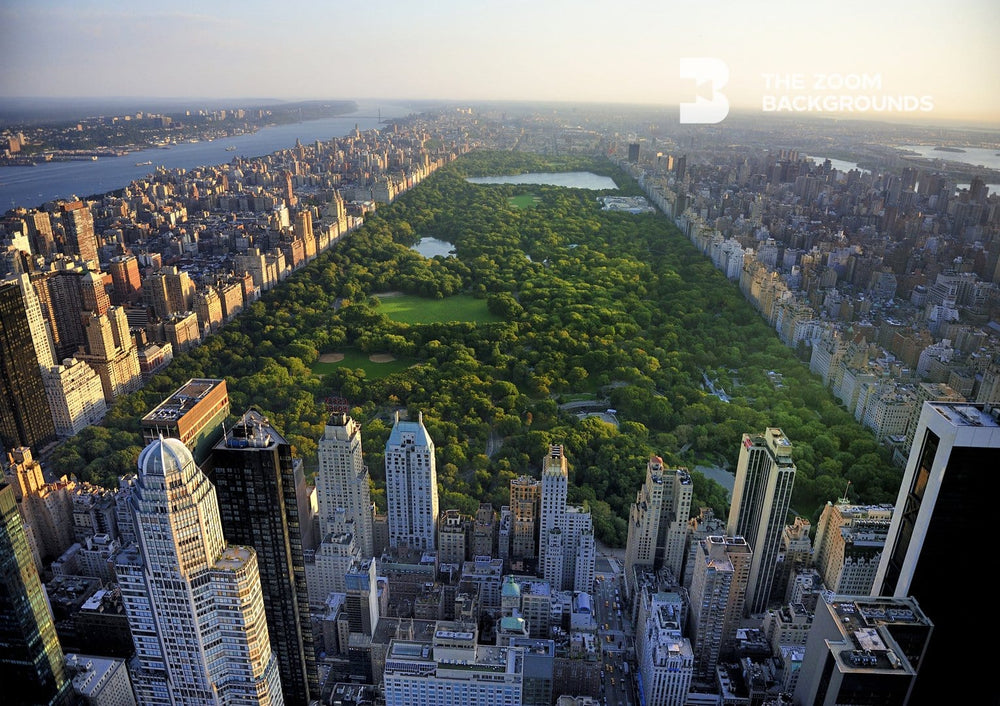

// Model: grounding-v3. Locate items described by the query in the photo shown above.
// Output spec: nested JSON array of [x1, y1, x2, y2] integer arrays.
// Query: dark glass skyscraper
[[0, 481, 70, 706], [874, 401, 1000, 704], [0, 281, 56, 453], [207, 408, 317, 706]]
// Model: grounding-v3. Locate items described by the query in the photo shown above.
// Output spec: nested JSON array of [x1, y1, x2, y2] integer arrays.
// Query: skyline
[[2, 0, 999, 129]]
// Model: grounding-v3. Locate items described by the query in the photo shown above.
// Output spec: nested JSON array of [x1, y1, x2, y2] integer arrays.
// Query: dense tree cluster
[[49, 151, 900, 547]]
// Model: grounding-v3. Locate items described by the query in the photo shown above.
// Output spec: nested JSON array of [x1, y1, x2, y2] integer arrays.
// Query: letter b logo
[[680, 58, 730, 124]]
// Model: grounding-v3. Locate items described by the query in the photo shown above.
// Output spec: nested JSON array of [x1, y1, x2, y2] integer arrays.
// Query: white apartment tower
[[386, 411, 438, 551], [727, 428, 796, 614], [115, 437, 284, 705], [316, 411, 374, 558], [537, 445, 594, 592]]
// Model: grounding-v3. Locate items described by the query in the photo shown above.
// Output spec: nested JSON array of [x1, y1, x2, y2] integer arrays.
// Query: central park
[[49, 150, 901, 547]]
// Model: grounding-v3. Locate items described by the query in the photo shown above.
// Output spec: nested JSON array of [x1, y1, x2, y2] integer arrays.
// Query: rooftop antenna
[[840, 480, 851, 504]]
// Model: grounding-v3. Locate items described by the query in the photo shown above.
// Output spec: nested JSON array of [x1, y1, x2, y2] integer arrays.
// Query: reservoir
[[466, 171, 618, 190]]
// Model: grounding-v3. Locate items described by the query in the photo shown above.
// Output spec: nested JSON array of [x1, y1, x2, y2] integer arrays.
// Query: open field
[[311, 348, 412, 378], [376, 293, 501, 325], [508, 194, 541, 209]]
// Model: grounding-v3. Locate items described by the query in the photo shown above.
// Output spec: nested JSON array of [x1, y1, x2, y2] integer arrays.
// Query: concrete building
[[64, 653, 136, 706], [382, 622, 523, 706], [636, 589, 694, 706], [510, 475, 540, 559], [813, 502, 893, 596]]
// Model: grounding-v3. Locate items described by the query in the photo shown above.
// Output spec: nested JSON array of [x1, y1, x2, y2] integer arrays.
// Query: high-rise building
[[140, 378, 230, 465], [0, 280, 56, 452], [1, 481, 71, 706], [207, 408, 317, 706], [385, 411, 438, 552], [636, 588, 694, 706], [727, 428, 796, 614], [688, 535, 751, 681], [510, 475, 540, 559], [624, 456, 693, 595], [107, 254, 142, 305], [316, 411, 374, 558], [537, 445, 594, 592], [8, 273, 55, 369], [813, 501, 892, 596], [61, 202, 98, 268], [793, 596, 931, 706], [539, 445, 568, 587], [78, 307, 142, 403], [115, 436, 284, 704], [873, 401, 1000, 704], [42, 357, 108, 437]]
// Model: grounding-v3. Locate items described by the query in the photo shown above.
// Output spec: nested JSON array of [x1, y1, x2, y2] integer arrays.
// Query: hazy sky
[[2, 0, 998, 127]]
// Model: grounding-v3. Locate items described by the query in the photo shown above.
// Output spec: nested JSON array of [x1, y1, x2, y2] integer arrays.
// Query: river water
[[0, 102, 419, 211]]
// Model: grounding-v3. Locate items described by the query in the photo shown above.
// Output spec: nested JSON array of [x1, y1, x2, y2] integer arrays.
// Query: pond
[[411, 237, 455, 258]]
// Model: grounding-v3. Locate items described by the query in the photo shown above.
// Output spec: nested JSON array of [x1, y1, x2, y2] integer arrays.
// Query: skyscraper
[[386, 411, 438, 551], [624, 455, 693, 595], [509, 475, 540, 559], [1, 481, 71, 706], [61, 201, 98, 268], [726, 427, 796, 614], [316, 411, 374, 558], [688, 535, 751, 681], [538, 445, 568, 588], [207, 409, 316, 706], [115, 436, 284, 705], [0, 280, 56, 452], [873, 401, 1000, 704], [537, 445, 594, 592]]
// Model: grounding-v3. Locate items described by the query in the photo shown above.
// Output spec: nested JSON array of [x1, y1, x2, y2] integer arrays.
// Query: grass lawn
[[376, 293, 501, 325], [311, 348, 412, 379], [508, 193, 541, 209]]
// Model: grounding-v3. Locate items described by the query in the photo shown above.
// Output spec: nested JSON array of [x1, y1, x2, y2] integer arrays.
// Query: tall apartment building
[[78, 306, 142, 403], [874, 401, 1000, 704], [0, 280, 56, 452], [316, 411, 374, 558], [115, 437, 284, 704], [813, 501, 893, 596], [207, 409, 317, 706], [727, 428, 796, 614], [636, 589, 694, 706], [42, 357, 107, 437], [510, 475, 541, 559], [537, 445, 596, 593], [61, 201, 98, 268], [107, 254, 142, 305], [688, 535, 751, 681], [624, 455, 693, 595], [386, 411, 438, 552], [1, 481, 71, 706]]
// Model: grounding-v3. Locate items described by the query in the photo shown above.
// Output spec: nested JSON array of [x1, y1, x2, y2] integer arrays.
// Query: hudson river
[[0, 102, 418, 212]]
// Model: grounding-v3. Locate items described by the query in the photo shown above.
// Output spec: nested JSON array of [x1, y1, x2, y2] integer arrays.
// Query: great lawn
[[375, 293, 501, 325]]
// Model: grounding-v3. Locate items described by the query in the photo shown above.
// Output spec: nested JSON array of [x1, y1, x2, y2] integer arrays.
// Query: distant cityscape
[[1, 102, 999, 705]]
